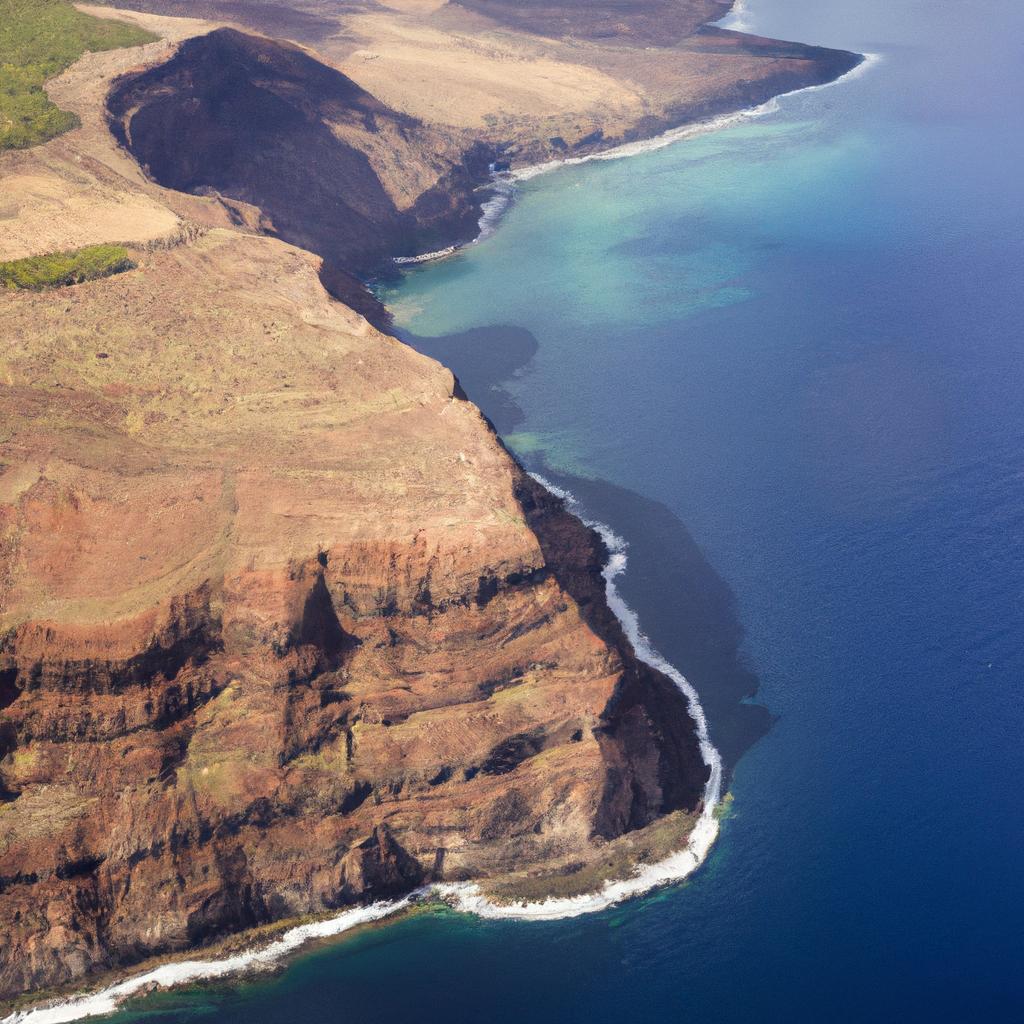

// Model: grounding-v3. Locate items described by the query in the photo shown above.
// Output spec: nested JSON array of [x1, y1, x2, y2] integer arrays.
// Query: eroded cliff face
[[0, 231, 707, 1001], [103, 19, 862, 307]]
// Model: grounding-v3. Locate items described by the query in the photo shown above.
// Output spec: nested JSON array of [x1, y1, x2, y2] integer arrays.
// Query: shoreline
[[438, 474, 724, 921], [392, 50, 879, 266], [3, 480, 723, 1024], [5, 31, 874, 1024], [510, 52, 880, 180], [717, 0, 753, 32]]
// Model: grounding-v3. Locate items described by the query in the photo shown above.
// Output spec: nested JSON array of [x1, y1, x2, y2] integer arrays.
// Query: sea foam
[[2, 900, 411, 1024], [512, 52, 881, 181], [717, 0, 754, 32], [475, 177, 518, 241], [395, 52, 881, 258], [433, 476, 724, 920], [390, 176, 514, 265]]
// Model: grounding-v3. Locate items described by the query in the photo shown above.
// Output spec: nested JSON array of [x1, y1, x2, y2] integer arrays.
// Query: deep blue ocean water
[[111, 0, 1024, 1020]]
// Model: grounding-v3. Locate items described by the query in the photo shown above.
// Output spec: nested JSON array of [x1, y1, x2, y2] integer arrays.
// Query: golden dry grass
[[340, 14, 646, 131]]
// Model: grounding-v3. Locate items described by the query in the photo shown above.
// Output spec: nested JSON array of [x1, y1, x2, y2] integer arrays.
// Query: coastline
[[3, 31, 875, 1024], [2, 902, 414, 1024], [11, 0, 1020, 1014], [439, 475, 724, 921], [510, 52, 880, 180], [717, 0, 753, 32], [393, 51, 879, 264], [2, 479, 722, 1024]]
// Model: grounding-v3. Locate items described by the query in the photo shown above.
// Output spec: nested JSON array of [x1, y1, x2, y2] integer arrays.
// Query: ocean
[[91, 0, 1024, 1019]]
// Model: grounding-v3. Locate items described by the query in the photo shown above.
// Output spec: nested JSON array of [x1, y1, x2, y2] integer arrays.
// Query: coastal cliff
[[1, 0, 860, 1006], [105, 28, 497, 322], [0, 229, 706, 1001]]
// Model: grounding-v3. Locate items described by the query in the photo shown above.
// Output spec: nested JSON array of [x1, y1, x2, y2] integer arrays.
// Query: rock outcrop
[[104, 15, 862, 306], [106, 27, 495, 322]]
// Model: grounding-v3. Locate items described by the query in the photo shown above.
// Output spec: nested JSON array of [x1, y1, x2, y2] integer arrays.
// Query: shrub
[[0, 244, 134, 289], [0, 0, 156, 150]]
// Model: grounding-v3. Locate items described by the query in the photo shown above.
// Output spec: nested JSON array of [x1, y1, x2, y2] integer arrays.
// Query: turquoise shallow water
[[108, 0, 1024, 1020]]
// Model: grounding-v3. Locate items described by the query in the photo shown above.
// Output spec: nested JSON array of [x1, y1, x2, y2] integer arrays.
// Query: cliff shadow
[[531, 467, 772, 778], [394, 324, 538, 435], [398, 322, 771, 778]]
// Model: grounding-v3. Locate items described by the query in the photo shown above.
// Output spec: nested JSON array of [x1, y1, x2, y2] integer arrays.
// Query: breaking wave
[[2, 900, 412, 1024], [475, 177, 518, 241], [717, 0, 754, 32], [4, 45, 884, 1024], [390, 176, 515, 265], [513, 52, 881, 181], [394, 52, 880, 262]]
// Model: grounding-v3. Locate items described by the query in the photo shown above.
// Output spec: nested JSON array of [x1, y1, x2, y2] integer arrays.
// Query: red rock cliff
[[0, 231, 707, 1001]]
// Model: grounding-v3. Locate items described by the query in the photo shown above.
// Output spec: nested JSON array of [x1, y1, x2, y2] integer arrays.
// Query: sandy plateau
[[339, 14, 648, 131]]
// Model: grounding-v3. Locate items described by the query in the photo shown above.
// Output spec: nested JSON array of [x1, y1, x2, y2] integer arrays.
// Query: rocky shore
[[0, 223, 709, 1002]]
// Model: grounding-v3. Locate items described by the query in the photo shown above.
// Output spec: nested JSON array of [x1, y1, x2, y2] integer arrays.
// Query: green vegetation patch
[[0, 0, 156, 150], [0, 244, 134, 289], [713, 791, 735, 821]]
